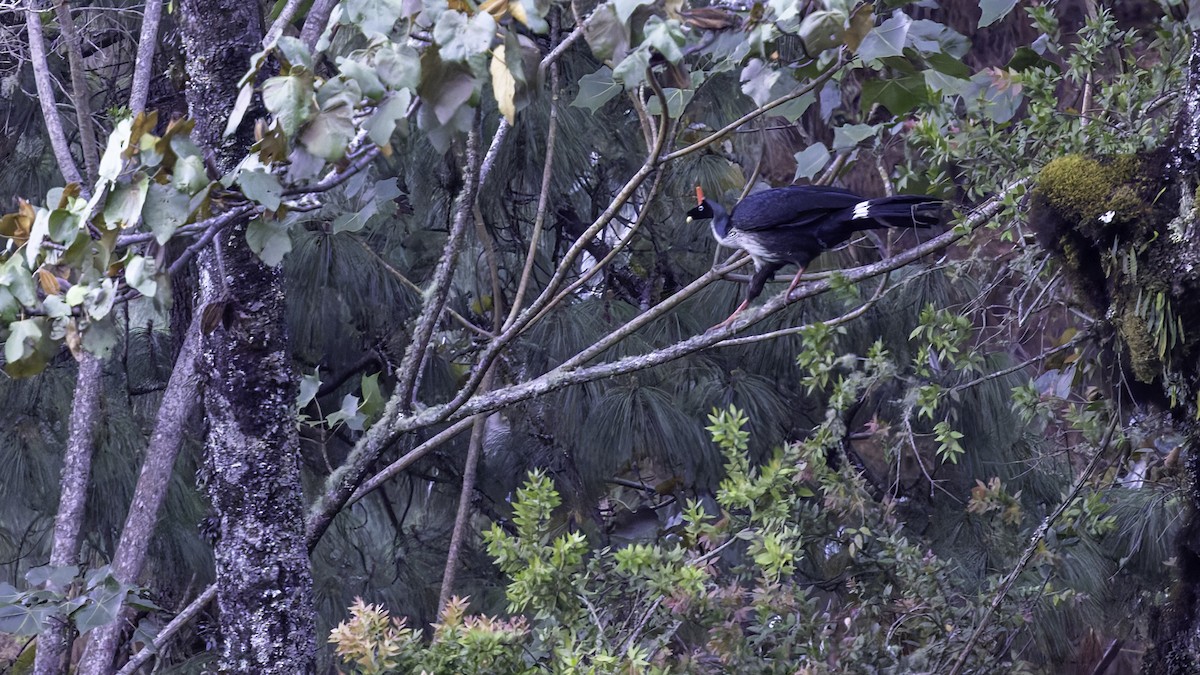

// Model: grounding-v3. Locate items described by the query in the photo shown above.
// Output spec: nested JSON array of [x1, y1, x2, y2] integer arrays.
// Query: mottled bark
[[51, 0, 100, 181], [128, 0, 163, 114], [177, 0, 316, 671], [32, 353, 104, 675], [77, 320, 201, 675], [24, 0, 83, 187]]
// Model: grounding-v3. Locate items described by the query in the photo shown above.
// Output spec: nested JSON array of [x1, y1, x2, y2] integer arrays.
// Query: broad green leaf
[[25, 564, 79, 588], [82, 316, 120, 358], [926, 51, 971, 78], [860, 75, 929, 115], [768, 0, 800, 24], [572, 67, 622, 113], [583, 4, 629, 62], [325, 393, 365, 430], [5, 318, 42, 364], [773, 92, 815, 122], [300, 105, 356, 160], [434, 11, 496, 62], [367, 91, 412, 146], [345, 0, 405, 37], [375, 44, 421, 91], [0, 603, 49, 636], [143, 182, 190, 244], [612, 0, 650, 24], [832, 123, 879, 150], [274, 36, 312, 70], [98, 118, 134, 182], [237, 169, 284, 211], [223, 83, 254, 138], [338, 59, 386, 101], [857, 12, 911, 62], [612, 47, 650, 87], [642, 16, 685, 63], [645, 87, 693, 118], [263, 72, 317, 138], [246, 218, 292, 266], [47, 209, 79, 244], [286, 148, 326, 183], [172, 155, 209, 196], [418, 54, 477, 126], [126, 255, 158, 297], [332, 196, 377, 233], [1007, 46, 1059, 72], [102, 174, 150, 230], [2, 256, 37, 308], [925, 69, 970, 96], [740, 59, 780, 107], [978, 0, 1017, 27], [360, 372, 383, 418], [908, 18, 970, 58], [798, 10, 845, 55], [793, 143, 830, 181], [298, 368, 321, 408], [84, 279, 117, 320], [73, 583, 128, 634]]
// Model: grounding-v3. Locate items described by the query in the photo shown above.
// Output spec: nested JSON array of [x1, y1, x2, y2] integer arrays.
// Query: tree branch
[[25, 0, 84, 187], [52, 0, 100, 181], [128, 0, 163, 114]]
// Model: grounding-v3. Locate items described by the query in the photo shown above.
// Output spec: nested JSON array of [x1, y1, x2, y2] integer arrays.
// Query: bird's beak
[[695, 185, 704, 205], [686, 216, 693, 223]]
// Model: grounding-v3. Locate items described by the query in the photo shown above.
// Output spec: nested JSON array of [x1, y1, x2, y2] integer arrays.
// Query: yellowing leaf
[[490, 46, 518, 122], [36, 269, 60, 295], [0, 199, 35, 246]]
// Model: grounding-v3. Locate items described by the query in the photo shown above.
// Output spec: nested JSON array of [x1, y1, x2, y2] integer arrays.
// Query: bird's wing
[[730, 186, 864, 232]]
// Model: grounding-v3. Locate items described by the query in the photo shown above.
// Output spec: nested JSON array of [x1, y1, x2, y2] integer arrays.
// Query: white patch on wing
[[852, 200, 871, 220]]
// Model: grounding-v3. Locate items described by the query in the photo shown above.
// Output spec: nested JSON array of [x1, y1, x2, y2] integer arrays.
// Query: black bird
[[686, 185, 943, 328]]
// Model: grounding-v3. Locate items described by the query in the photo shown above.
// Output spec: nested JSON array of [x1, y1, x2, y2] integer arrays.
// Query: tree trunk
[[176, 0, 316, 671]]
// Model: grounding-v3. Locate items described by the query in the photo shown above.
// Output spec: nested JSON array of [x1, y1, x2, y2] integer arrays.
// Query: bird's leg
[[712, 299, 751, 330], [785, 266, 807, 297]]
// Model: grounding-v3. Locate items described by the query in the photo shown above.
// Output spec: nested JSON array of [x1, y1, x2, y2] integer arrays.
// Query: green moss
[[1119, 306, 1162, 384], [1036, 153, 1144, 229]]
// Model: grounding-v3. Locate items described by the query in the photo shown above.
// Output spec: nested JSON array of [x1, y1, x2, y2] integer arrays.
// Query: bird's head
[[685, 186, 714, 222]]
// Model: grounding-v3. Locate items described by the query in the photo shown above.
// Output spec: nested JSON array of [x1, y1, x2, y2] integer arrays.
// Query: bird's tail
[[850, 195, 943, 229]]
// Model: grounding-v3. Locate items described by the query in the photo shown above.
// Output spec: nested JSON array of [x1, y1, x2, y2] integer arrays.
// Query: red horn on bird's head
[[695, 186, 704, 205]]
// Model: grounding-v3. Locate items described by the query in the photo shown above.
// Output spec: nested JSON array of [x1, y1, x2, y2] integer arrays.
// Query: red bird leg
[[713, 299, 751, 330], [785, 266, 807, 297]]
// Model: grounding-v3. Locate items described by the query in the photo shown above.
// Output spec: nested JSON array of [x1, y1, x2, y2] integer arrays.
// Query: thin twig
[[945, 413, 1120, 675]]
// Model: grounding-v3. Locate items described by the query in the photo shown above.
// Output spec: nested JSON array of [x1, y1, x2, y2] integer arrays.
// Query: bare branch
[[52, 0, 100, 181], [263, 0, 304, 47], [128, 0, 162, 113], [25, 0, 84, 187], [298, 0, 337, 51]]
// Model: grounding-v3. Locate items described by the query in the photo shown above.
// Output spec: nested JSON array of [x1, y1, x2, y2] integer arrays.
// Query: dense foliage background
[[0, 0, 1197, 672]]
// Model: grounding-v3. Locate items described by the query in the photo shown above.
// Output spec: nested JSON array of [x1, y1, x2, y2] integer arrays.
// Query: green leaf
[[359, 372, 383, 418], [345, 0, 405, 37], [74, 583, 128, 634], [102, 174, 150, 230], [798, 10, 846, 55], [376, 44, 421, 91], [223, 83, 254, 138], [5, 318, 42, 364], [419, 53, 477, 126], [642, 16, 684, 63], [26, 564, 79, 587], [367, 90, 412, 146], [0, 603, 49, 636], [172, 155, 210, 196], [857, 12, 911, 62], [612, 47, 650, 87], [924, 69, 970, 96], [582, 4, 629, 62], [572, 67, 623, 113], [1007, 46, 1060, 72], [832, 123, 879, 150], [262, 71, 317, 138], [434, 11, 496, 62], [297, 368, 321, 408], [84, 279, 117, 320], [274, 36, 312, 70], [645, 88, 693, 118], [860, 75, 929, 115], [143, 182, 191, 245], [978, 0, 1017, 27], [740, 59, 780, 107], [612, 0, 650, 24], [125, 255, 158, 297], [773, 92, 815, 122], [246, 218, 292, 266], [237, 169, 284, 211], [300, 105, 356, 160], [47, 209, 80, 244], [793, 143, 830, 181], [98, 118, 134, 182], [338, 59, 386, 101], [926, 51, 971, 78], [332, 196, 377, 233]]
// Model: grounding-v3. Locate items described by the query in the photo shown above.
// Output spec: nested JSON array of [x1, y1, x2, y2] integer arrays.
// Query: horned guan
[[686, 185, 943, 327]]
